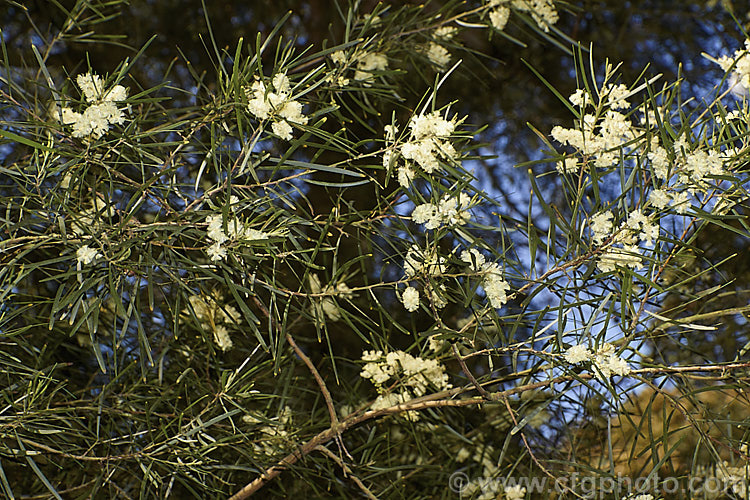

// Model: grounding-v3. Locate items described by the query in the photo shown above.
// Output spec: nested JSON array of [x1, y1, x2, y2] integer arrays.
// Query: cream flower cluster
[[419, 42, 451, 70], [461, 249, 510, 309], [569, 83, 631, 110], [648, 135, 725, 194], [205, 212, 270, 262], [400, 244, 450, 312], [486, 0, 558, 33], [714, 39, 750, 93], [67, 193, 116, 236], [642, 130, 736, 219], [504, 485, 527, 500], [592, 344, 632, 378], [596, 246, 643, 274], [353, 51, 389, 81], [648, 188, 688, 213], [556, 157, 579, 174], [434, 26, 457, 41], [427, 334, 446, 353], [385, 111, 460, 187], [360, 349, 451, 420], [552, 77, 729, 220], [637, 133, 729, 220], [328, 49, 388, 84], [489, 6, 510, 30], [308, 273, 354, 324], [330, 50, 348, 66], [245, 73, 308, 140], [58, 72, 128, 139], [563, 344, 591, 364], [244, 406, 294, 456], [551, 86, 637, 170], [400, 283, 449, 312], [76, 244, 101, 267], [404, 244, 447, 278], [564, 342, 631, 378], [401, 286, 420, 312], [412, 193, 472, 230], [390, 110, 472, 312], [511, 0, 558, 32], [184, 291, 242, 352], [589, 208, 659, 273]]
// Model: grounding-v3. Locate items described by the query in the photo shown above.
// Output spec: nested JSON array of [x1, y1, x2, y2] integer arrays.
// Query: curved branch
[[229, 361, 750, 499]]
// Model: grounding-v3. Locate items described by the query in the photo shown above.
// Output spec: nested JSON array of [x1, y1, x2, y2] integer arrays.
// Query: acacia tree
[[2, 1, 750, 499]]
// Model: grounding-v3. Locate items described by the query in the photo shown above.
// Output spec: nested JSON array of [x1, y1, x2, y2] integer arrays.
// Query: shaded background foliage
[[2, 0, 750, 498]]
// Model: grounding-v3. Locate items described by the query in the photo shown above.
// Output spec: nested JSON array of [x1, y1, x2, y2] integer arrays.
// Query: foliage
[[1, 1, 750, 499]]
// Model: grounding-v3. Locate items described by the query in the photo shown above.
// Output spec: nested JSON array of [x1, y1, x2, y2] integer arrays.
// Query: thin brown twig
[[249, 294, 349, 461], [16, 479, 99, 500], [452, 343, 492, 400], [285, 332, 339, 430], [315, 445, 378, 500], [19, 437, 144, 462], [248, 296, 338, 427], [497, 393, 584, 500]]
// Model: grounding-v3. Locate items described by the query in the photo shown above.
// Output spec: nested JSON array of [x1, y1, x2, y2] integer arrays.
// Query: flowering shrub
[[2, 1, 750, 499]]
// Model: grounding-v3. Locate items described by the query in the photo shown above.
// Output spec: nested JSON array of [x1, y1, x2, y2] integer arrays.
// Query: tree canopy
[[2, 1, 750, 498]]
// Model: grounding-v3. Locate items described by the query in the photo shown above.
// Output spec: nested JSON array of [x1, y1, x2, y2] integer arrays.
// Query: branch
[[248, 295, 339, 430], [229, 361, 750, 499], [315, 445, 378, 500]]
